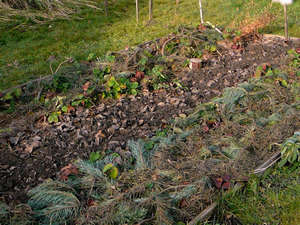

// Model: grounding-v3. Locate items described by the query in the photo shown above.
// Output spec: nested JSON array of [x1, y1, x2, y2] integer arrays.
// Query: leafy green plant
[[71, 94, 93, 107], [278, 132, 300, 167], [102, 163, 118, 179], [105, 54, 116, 63], [93, 66, 111, 82], [152, 65, 167, 81], [204, 44, 217, 53], [149, 65, 170, 90], [48, 111, 61, 123], [183, 59, 190, 67], [103, 76, 123, 99], [102, 76, 139, 99], [52, 74, 72, 93], [87, 52, 96, 61], [287, 49, 300, 68], [89, 151, 102, 163], [138, 57, 148, 72], [2, 88, 22, 101]]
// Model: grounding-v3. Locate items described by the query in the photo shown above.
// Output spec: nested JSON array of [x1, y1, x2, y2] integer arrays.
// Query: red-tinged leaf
[[231, 44, 239, 50], [203, 125, 209, 133], [67, 105, 75, 113], [87, 199, 96, 207], [214, 177, 223, 189], [198, 24, 207, 31], [179, 199, 188, 208], [296, 48, 300, 54], [262, 64, 267, 71], [222, 181, 230, 190], [0, 92, 3, 98], [135, 71, 145, 80]]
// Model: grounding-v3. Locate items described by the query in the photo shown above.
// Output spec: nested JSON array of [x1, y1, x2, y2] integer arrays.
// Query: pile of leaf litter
[[1, 53, 299, 224]]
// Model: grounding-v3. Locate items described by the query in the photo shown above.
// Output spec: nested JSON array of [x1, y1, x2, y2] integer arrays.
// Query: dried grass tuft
[[0, 0, 99, 24]]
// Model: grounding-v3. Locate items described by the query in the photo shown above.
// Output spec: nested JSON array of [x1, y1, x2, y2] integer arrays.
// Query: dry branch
[[161, 37, 176, 56]]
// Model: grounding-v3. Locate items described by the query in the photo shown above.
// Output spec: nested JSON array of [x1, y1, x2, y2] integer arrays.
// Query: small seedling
[[48, 111, 61, 123], [103, 163, 118, 179], [89, 151, 102, 162]]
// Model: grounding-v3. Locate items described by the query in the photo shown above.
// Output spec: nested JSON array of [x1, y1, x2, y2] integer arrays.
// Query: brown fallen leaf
[[24, 137, 41, 153], [82, 81, 91, 92], [59, 164, 79, 181], [95, 130, 106, 146]]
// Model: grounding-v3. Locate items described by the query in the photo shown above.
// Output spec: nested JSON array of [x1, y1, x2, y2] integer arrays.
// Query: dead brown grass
[[0, 0, 99, 24]]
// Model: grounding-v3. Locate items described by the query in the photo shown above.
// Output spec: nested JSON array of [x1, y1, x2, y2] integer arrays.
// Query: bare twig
[[54, 57, 73, 74], [2, 75, 53, 96], [188, 202, 217, 225], [161, 36, 176, 56], [137, 216, 154, 225], [253, 151, 281, 174], [205, 21, 222, 34]]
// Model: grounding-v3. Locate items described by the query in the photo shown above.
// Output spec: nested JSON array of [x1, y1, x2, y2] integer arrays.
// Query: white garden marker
[[272, 0, 293, 40]]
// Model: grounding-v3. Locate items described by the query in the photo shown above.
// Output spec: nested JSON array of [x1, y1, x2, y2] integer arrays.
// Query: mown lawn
[[218, 164, 300, 225], [0, 0, 299, 90]]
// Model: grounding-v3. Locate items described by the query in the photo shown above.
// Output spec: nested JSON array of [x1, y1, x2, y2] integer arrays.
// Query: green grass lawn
[[219, 164, 300, 225], [0, 0, 299, 91]]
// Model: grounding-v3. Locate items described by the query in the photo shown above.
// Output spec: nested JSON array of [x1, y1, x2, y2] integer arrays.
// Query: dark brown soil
[[0, 35, 299, 204]]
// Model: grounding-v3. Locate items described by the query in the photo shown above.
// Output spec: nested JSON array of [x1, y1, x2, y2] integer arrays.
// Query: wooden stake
[[283, 4, 288, 40], [104, 0, 108, 16], [175, 0, 179, 15], [149, 0, 153, 21], [136, 0, 139, 24], [199, 0, 204, 24]]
